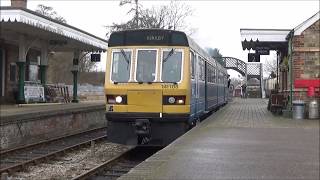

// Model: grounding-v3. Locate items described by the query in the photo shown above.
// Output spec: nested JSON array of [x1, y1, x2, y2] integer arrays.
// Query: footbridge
[[222, 57, 263, 98]]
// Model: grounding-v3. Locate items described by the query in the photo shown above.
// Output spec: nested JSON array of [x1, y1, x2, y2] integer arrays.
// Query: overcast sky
[[1, 0, 319, 77]]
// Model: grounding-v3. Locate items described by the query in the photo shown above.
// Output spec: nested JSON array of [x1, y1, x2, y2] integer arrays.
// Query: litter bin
[[293, 100, 305, 119], [308, 100, 319, 119]]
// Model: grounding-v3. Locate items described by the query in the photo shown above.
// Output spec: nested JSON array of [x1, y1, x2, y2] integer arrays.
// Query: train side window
[[207, 66, 210, 82], [208, 66, 211, 83], [190, 51, 195, 79], [197, 56, 201, 80], [202, 59, 205, 81], [213, 69, 216, 83], [199, 58, 205, 81]]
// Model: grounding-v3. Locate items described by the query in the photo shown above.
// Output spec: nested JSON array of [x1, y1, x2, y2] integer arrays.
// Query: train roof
[[108, 29, 226, 72]]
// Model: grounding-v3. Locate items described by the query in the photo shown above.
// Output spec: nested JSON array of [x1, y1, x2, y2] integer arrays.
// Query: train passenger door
[[194, 54, 200, 119], [190, 51, 198, 119]]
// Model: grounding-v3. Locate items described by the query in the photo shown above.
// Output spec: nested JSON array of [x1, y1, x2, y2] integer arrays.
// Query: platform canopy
[[0, 7, 108, 52], [240, 29, 291, 51]]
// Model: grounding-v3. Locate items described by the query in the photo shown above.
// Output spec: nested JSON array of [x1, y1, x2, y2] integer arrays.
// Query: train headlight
[[168, 97, 176, 104], [163, 96, 186, 105], [177, 99, 184, 104], [115, 96, 123, 103], [106, 95, 127, 104]]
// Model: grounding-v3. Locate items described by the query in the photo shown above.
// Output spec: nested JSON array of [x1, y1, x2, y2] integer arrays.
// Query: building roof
[[294, 11, 320, 35], [0, 7, 108, 52], [240, 12, 320, 51], [240, 29, 290, 50]]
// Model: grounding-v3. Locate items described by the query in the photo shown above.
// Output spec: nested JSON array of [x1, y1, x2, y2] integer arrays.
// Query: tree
[[206, 47, 225, 66], [263, 54, 277, 78], [35, 4, 67, 23], [78, 54, 98, 72], [105, 0, 196, 38]]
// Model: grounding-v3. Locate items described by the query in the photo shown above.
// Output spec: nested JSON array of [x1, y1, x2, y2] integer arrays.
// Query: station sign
[[91, 53, 101, 62], [256, 47, 270, 55], [248, 53, 260, 62]]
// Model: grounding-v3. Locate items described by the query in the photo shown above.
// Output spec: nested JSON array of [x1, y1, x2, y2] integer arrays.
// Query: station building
[[0, 0, 108, 104], [241, 12, 320, 106]]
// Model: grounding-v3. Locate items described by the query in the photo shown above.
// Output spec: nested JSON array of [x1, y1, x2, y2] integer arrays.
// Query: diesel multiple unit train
[[105, 29, 229, 145]]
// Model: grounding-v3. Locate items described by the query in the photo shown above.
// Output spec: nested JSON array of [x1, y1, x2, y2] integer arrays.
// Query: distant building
[[0, 0, 108, 104]]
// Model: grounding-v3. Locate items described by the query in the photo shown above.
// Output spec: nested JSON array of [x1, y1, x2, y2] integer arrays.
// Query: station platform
[[0, 100, 105, 124], [120, 98, 319, 180], [0, 101, 106, 150]]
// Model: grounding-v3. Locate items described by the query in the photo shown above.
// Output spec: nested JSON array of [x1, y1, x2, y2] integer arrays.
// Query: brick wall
[[292, 20, 320, 80], [292, 20, 320, 100], [4, 44, 19, 103], [11, 0, 27, 8]]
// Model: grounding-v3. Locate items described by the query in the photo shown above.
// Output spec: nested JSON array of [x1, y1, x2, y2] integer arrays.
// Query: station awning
[[0, 7, 108, 52], [240, 29, 291, 51]]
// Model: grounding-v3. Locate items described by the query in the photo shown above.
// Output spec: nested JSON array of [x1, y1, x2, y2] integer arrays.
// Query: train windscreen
[[161, 50, 182, 82], [111, 50, 131, 82], [136, 50, 157, 82]]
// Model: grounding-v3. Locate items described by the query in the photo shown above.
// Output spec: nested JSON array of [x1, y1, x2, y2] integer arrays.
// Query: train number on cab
[[162, 84, 178, 89]]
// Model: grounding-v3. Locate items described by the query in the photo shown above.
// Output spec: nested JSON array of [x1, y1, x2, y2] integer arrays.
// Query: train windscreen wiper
[[120, 49, 130, 69], [163, 48, 175, 63]]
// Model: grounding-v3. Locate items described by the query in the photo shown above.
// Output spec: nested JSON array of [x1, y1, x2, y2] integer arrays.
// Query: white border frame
[[109, 48, 133, 83], [134, 48, 159, 82], [159, 48, 184, 84]]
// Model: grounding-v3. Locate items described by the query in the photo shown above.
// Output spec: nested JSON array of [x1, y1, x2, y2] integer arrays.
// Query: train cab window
[[190, 51, 195, 79], [111, 50, 131, 82], [212, 68, 217, 83], [209, 65, 213, 83], [161, 49, 183, 82], [136, 49, 157, 82]]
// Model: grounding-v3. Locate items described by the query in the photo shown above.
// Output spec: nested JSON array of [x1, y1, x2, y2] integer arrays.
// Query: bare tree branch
[[105, 0, 196, 39]]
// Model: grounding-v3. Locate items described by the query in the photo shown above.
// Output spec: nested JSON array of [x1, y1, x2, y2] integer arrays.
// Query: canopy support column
[[72, 50, 80, 103], [40, 41, 48, 85], [17, 35, 27, 103]]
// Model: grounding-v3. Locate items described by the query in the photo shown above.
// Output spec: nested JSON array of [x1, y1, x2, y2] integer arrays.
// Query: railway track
[[72, 146, 162, 180], [0, 127, 107, 175]]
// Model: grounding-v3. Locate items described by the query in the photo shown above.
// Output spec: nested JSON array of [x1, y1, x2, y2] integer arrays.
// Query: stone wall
[[0, 105, 106, 150]]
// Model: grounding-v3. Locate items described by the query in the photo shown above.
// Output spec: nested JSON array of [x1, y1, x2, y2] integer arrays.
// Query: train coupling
[[134, 119, 151, 135]]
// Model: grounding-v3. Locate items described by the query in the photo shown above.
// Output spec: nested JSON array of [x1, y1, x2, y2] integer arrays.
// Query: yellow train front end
[[105, 43, 191, 145]]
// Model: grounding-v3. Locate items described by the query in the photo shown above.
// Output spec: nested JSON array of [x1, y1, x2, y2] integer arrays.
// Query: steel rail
[[71, 147, 136, 180], [0, 127, 106, 155], [0, 127, 107, 175]]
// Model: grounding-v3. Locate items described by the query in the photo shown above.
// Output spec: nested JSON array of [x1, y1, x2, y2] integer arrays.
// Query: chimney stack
[[11, 0, 27, 8]]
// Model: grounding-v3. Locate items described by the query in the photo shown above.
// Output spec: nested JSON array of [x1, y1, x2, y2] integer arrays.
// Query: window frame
[[110, 48, 133, 83], [160, 48, 184, 83]]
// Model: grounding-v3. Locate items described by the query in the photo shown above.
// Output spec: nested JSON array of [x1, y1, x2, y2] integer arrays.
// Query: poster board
[[24, 83, 45, 103]]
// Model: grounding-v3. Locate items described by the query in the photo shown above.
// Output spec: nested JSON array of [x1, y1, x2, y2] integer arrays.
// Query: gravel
[[8, 142, 130, 180]]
